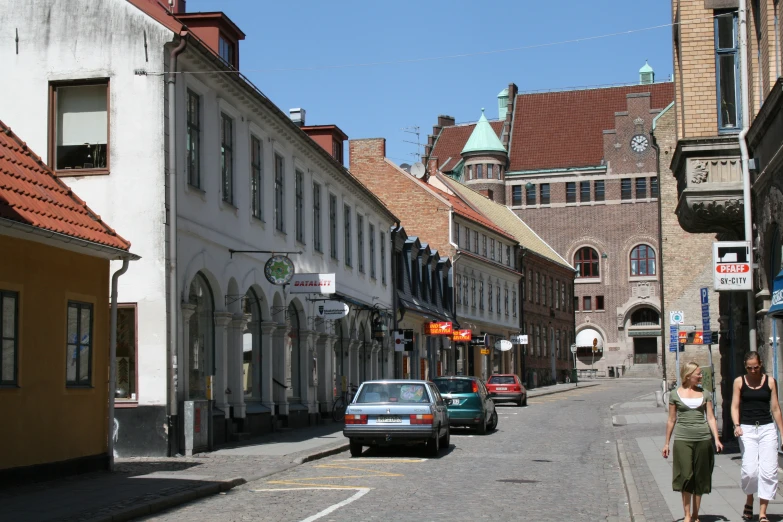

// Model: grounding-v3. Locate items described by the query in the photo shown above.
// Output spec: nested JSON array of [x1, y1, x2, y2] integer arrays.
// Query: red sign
[[425, 322, 453, 336], [716, 264, 750, 274], [452, 329, 472, 342]]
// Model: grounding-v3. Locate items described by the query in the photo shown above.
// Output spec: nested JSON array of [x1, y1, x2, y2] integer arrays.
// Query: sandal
[[742, 504, 753, 521], [759, 517, 769, 522]]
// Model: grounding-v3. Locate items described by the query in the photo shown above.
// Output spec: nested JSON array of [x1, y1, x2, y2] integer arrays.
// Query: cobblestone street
[[141, 380, 648, 522]]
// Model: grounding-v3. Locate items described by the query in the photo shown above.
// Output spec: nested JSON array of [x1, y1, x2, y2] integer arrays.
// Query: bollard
[[655, 390, 663, 407]]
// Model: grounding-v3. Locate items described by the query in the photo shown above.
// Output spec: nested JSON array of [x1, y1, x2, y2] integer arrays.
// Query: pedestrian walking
[[662, 361, 723, 522], [731, 351, 783, 522]]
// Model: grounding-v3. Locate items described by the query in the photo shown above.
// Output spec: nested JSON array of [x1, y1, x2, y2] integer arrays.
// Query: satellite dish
[[410, 162, 426, 179]]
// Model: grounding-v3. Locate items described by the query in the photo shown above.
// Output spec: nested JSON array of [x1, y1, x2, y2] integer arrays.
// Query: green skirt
[[672, 439, 714, 495]]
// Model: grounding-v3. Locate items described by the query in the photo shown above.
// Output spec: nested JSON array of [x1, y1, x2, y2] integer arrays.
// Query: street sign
[[470, 334, 487, 346], [669, 325, 678, 352], [700, 287, 709, 305], [510, 334, 528, 345], [670, 311, 684, 325], [700, 287, 712, 345], [713, 241, 752, 291]]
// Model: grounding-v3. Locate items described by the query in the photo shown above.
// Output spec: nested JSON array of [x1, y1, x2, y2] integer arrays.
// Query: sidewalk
[[0, 381, 597, 522], [614, 390, 783, 522]]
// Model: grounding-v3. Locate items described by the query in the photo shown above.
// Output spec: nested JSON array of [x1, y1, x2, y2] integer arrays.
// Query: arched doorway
[[630, 307, 660, 364], [243, 289, 262, 400], [287, 302, 301, 403], [188, 273, 214, 400]]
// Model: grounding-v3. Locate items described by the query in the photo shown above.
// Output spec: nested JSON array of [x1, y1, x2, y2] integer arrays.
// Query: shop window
[[116, 305, 137, 401], [50, 81, 109, 173]]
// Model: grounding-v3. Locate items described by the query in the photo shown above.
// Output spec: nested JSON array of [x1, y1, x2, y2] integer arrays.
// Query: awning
[[576, 328, 603, 350], [768, 269, 783, 318], [397, 296, 451, 323]]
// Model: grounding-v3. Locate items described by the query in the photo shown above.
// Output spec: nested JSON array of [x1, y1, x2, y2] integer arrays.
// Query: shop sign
[[480, 348, 490, 355], [713, 241, 752, 291], [510, 335, 528, 345], [495, 340, 513, 352], [264, 255, 295, 285], [289, 273, 335, 294], [452, 329, 472, 342], [316, 301, 349, 319], [425, 322, 453, 336]]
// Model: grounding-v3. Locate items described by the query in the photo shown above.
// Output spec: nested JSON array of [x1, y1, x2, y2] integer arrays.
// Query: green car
[[432, 376, 497, 435]]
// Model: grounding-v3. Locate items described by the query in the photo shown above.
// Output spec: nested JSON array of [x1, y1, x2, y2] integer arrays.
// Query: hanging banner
[[452, 329, 472, 342], [425, 322, 453, 336], [289, 273, 335, 294]]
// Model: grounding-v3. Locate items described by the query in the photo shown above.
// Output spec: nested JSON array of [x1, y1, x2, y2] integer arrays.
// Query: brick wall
[[654, 106, 722, 399], [349, 138, 454, 258]]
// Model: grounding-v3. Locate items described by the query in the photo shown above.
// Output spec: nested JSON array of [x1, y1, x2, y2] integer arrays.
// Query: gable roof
[[441, 175, 572, 270], [461, 110, 506, 155], [430, 121, 504, 172], [0, 121, 133, 253], [509, 82, 674, 171], [425, 183, 516, 243]]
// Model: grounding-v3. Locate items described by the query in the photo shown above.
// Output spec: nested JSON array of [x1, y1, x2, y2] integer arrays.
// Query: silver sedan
[[342, 380, 451, 457]]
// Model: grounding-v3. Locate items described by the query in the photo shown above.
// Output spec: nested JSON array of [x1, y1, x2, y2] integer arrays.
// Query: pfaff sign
[[425, 322, 453, 336], [452, 329, 472, 342], [713, 242, 752, 291]]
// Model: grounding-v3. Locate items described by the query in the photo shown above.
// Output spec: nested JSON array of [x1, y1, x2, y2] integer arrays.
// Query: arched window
[[630, 245, 656, 276], [188, 272, 214, 400], [631, 308, 660, 326], [575, 247, 600, 278]]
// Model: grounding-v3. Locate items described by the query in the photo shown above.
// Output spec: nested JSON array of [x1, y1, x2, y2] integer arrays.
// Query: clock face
[[630, 134, 649, 153]]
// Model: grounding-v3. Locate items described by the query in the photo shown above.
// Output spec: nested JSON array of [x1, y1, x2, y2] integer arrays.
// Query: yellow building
[[0, 120, 138, 479]]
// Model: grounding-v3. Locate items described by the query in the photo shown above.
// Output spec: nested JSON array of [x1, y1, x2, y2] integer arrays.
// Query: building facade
[[426, 74, 674, 378], [0, 0, 396, 456], [0, 121, 137, 478]]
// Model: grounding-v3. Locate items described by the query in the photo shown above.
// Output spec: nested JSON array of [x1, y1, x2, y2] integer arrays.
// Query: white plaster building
[[0, 0, 395, 455]]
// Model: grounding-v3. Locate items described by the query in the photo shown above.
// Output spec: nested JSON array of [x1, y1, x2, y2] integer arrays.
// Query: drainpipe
[[108, 258, 130, 471], [738, 0, 758, 353], [650, 131, 667, 390], [447, 210, 463, 373], [167, 34, 188, 451]]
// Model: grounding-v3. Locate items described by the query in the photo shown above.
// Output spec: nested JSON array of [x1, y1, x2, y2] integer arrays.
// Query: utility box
[[183, 400, 209, 456]]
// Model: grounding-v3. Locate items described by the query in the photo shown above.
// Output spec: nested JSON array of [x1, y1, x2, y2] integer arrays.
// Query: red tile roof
[[0, 121, 132, 251], [509, 82, 674, 171], [426, 184, 517, 243], [430, 121, 504, 172], [126, 0, 184, 33]]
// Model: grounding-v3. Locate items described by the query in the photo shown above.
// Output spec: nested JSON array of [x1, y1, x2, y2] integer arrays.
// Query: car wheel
[[488, 410, 498, 431], [349, 440, 363, 457], [522, 395, 528, 407], [439, 426, 450, 448], [477, 414, 487, 435], [427, 429, 440, 457]]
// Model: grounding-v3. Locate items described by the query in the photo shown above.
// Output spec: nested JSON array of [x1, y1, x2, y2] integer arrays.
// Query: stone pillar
[[315, 333, 335, 414], [299, 330, 316, 412], [180, 303, 197, 404], [349, 340, 360, 388], [370, 341, 380, 380], [272, 326, 290, 416], [213, 312, 234, 417], [259, 321, 276, 411], [228, 313, 250, 418], [245, 319, 260, 401]]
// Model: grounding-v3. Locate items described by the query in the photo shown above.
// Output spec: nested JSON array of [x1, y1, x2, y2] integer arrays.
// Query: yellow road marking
[[266, 458, 418, 489]]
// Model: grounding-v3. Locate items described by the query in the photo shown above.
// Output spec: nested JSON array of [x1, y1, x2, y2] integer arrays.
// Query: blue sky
[[188, 0, 673, 166]]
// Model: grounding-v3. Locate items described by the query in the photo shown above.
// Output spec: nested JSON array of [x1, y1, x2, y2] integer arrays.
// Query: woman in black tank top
[[730, 352, 783, 521]]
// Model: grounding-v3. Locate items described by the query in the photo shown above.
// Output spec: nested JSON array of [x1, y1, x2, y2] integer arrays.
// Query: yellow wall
[[0, 235, 110, 470]]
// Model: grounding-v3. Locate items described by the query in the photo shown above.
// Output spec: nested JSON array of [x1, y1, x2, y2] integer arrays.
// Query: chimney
[[437, 115, 455, 127], [169, 0, 186, 14], [290, 108, 306, 127]]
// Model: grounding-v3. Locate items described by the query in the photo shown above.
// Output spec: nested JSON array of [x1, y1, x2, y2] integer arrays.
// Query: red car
[[486, 374, 527, 406]]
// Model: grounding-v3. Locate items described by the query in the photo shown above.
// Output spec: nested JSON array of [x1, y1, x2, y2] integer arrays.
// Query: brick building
[[426, 69, 675, 377], [349, 138, 521, 381], [670, 0, 783, 434]]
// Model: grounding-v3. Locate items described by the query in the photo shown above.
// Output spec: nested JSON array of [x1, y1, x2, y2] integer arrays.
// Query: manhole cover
[[532, 459, 551, 462], [497, 479, 538, 484]]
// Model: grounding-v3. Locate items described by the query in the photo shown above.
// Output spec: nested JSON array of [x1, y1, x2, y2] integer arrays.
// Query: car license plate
[[376, 415, 401, 423], [496, 387, 508, 391], [449, 398, 460, 405]]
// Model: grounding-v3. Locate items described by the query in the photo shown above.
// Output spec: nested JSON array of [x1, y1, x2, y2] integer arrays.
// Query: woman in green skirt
[[662, 361, 723, 522]]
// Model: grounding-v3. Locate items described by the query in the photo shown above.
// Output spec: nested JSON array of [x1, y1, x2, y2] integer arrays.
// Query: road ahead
[[143, 380, 660, 522]]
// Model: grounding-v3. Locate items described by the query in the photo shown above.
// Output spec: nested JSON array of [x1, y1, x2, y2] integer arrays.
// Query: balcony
[[671, 136, 743, 235]]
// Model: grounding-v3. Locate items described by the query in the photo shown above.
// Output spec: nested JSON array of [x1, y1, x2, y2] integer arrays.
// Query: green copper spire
[[461, 109, 506, 155], [639, 60, 654, 84]]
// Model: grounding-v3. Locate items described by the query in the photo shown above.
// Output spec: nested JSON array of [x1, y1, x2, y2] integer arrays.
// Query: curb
[[88, 444, 348, 522], [527, 381, 601, 399], [616, 439, 645, 522]]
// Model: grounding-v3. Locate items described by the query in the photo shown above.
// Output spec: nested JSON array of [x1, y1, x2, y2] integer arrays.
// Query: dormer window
[[219, 35, 235, 66]]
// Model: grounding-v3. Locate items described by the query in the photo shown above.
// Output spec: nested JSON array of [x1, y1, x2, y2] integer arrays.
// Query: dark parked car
[[342, 380, 450, 457], [486, 374, 527, 406], [432, 376, 497, 434]]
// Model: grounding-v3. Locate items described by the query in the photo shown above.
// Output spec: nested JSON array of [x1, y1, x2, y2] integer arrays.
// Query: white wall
[[0, 0, 174, 406]]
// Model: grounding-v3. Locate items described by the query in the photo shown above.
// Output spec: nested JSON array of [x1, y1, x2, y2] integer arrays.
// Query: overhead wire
[[150, 15, 717, 76]]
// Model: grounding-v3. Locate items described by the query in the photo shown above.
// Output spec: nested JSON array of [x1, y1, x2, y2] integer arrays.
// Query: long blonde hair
[[680, 361, 700, 386]]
